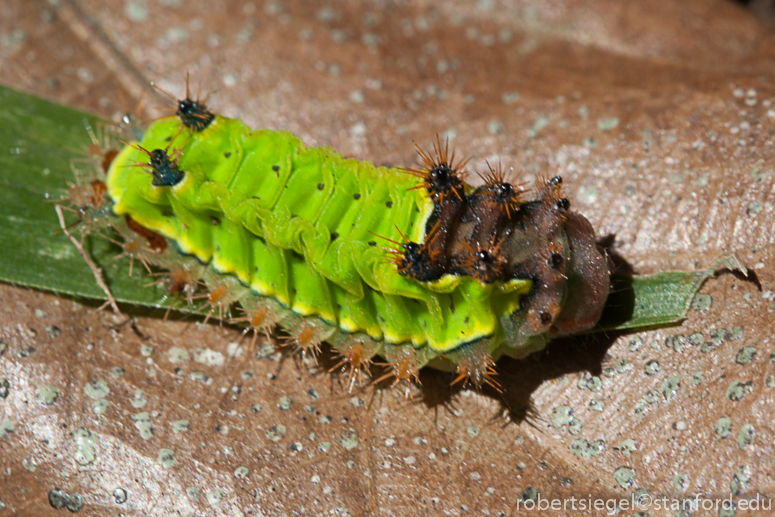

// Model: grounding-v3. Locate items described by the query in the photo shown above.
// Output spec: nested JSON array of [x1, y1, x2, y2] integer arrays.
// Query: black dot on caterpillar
[[152, 73, 216, 132]]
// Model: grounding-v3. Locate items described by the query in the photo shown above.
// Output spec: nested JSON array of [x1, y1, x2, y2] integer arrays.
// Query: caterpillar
[[66, 83, 611, 392]]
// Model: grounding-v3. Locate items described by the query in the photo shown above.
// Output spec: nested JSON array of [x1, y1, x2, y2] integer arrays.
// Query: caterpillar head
[[421, 170, 609, 338], [497, 194, 609, 336]]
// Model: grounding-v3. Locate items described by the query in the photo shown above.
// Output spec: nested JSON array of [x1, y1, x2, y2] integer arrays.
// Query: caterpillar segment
[[105, 105, 610, 385]]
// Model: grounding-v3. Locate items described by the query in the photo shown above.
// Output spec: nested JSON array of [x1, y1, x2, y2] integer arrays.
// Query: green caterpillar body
[[107, 106, 610, 383]]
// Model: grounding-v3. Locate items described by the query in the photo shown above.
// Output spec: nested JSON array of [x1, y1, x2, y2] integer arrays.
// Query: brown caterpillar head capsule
[[551, 213, 611, 335]]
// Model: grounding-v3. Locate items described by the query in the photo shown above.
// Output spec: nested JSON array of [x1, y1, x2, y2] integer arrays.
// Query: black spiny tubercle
[[539, 174, 570, 217], [373, 227, 440, 282], [397, 241, 438, 281], [404, 135, 468, 204], [459, 237, 507, 283], [148, 148, 185, 186], [153, 73, 215, 132], [127, 143, 185, 187], [474, 161, 526, 219]]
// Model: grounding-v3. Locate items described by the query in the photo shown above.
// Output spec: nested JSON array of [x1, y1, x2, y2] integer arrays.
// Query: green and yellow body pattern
[[107, 115, 568, 372]]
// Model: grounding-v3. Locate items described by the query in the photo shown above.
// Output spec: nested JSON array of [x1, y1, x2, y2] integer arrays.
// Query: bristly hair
[[329, 338, 375, 393], [279, 322, 326, 364], [403, 134, 469, 204], [458, 234, 507, 283], [152, 72, 216, 132], [124, 130, 186, 187], [230, 301, 280, 353], [451, 350, 501, 392], [374, 347, 422, 399], [371, 222, 442, 282], [474, 160, 527, 219]]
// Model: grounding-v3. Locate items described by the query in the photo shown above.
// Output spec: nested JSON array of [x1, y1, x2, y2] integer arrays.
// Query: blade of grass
[[0, 84, 167, 306]]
